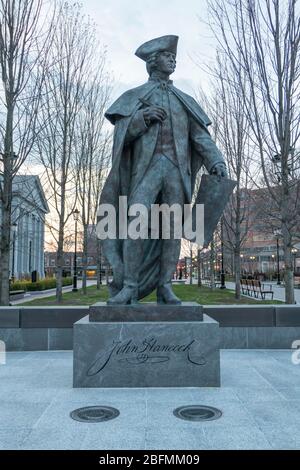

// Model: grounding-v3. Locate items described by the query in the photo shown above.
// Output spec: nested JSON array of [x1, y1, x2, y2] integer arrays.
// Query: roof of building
[[11, 175, 49, 214]]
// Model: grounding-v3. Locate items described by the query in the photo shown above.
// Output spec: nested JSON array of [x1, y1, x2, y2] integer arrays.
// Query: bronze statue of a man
[[100, 35, 227, 305]]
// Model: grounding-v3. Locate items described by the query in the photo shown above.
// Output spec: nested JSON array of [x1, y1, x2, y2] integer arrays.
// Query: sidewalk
[[11, 280, 98, 305], [188, 277, 299, 303], [225, 281, 300, 304], [1, 349, 299, 449]]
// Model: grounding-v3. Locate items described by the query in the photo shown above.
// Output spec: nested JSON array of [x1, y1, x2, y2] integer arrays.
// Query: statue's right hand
[[143, 105, 167, 125]]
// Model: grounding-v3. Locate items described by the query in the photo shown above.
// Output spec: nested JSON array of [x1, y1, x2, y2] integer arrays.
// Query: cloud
[[84, 0, 215, 94]]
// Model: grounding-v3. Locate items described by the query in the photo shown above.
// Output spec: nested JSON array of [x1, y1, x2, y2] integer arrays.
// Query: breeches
[[129, 153, 185, 209], [124, 154, 185, 287]]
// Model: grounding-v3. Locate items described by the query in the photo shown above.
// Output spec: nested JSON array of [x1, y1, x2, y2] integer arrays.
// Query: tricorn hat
[[135, 35, 179, 62]]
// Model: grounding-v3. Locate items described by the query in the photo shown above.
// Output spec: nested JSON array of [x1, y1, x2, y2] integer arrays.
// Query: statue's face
[[156, 51, 176, 75]]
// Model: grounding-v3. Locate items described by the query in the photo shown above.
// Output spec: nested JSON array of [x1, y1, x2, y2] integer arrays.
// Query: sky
[[82, 0, 217, 99], [23, 0, 219, 248]]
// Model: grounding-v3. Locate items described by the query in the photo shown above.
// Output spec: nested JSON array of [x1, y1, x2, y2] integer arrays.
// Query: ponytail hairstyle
[[146, 51, 159, 76]]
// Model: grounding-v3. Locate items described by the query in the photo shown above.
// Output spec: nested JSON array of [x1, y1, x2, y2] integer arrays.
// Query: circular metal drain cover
[[173, 405, 222, 422], [70, 406, 120, 423]]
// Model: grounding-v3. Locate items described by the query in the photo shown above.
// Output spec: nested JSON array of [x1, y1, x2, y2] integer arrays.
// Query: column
[[37, 218, 43, 278], [41, 219, 45, 278], [35, 217, 40, 278], [14, 207, 19, 279], [23, 212, 29, 276], [17, 211, 22, 277], [32, 215, 36, 272]]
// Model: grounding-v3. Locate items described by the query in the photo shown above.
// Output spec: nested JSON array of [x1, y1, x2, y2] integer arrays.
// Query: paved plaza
[[0, 349, 300, 450]]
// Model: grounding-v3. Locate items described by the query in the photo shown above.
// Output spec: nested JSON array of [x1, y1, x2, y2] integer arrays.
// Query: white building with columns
[[1, 176, 49, 280]]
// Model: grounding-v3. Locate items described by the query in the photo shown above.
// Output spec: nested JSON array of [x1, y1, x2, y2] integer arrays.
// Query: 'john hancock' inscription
[[86, 337, 207, 377]]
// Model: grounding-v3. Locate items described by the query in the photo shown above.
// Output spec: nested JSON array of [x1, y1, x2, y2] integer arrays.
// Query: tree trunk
[[56, 246, 63, 302], [234, 249, 241, 300], [55, 96, 68, 303], [96, 239, 102, 290], [282, 227, 295, 304], [281, 170, 295, 304], [56, 210, 65, 302], [234, 185, 242, 300], [0, 101, 14, 306], [189, 247, 193, 284], [210, 241, 216, 289], [0, 203, 11, 306], [82, 224, 88, 295], [197, 248, 202, 287]]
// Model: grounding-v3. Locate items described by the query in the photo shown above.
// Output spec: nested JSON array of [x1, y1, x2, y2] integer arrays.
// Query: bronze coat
[[100, 81, 224, 297]]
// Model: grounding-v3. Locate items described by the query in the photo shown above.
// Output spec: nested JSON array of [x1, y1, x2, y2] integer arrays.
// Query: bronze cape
[[100, 81, 217, 299]]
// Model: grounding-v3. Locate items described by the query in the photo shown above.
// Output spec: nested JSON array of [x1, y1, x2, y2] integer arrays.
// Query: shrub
[[10, 277, 72, 292], [26, 278, 56, 291], [10, 281, 29, 291], [62, 277, 73, 287]]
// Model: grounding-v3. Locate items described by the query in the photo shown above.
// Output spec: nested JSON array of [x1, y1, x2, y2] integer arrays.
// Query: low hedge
[[11, 277, 72, 292]]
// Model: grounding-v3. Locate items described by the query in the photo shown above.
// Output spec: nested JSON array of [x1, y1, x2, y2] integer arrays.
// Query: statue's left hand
[[210, 162, 228, 180]]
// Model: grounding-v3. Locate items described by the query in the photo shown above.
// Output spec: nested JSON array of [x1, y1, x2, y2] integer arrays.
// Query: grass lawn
[[19, 284, 282, 306]]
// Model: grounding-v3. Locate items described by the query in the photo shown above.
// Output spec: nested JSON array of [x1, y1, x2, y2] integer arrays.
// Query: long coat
[[99, 80, 224, 298]]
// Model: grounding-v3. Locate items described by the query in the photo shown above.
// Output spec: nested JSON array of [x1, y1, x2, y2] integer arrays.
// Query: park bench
[[240, 279, 251, 296], [251, 280, 274, 300], [240, 279, 274, 300], [201, 277, 222, 288]]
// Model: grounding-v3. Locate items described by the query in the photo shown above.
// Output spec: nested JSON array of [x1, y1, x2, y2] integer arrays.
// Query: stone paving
[[0, 350, 300, 450]]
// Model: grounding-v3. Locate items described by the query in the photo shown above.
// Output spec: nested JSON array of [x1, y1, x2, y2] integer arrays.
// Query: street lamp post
[[276, 237, 281, 284], [99, 241, 102, 285], [291, 248, 297, 274], [72, 209, 80, 292], [271, 254, 276, 279], [11, 223, 18, 284], [240, 254, 244, 275], [197, 248, 202, 287], [220, 217, 226, 289], [249, 256, 256, 276]]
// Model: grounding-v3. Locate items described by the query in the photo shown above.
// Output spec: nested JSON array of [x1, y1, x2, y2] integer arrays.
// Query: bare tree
[[75, 68, 112, 294], [37, 1, 97, 302], [196, 52, 259, 298], [195, 89, 222, 290], [180, 239, 198, 284], [0, 0, 54, 305], [207, 0, 300, 303], [212, 53, 256, 299]]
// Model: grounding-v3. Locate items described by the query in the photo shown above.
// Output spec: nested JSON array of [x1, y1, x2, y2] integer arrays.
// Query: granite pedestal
[[73, 302, 220, 388]]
